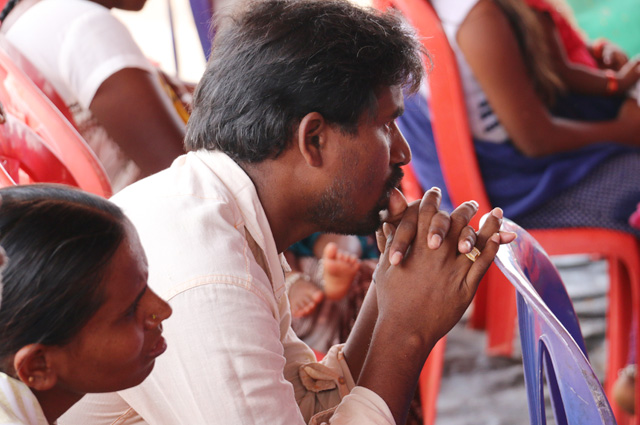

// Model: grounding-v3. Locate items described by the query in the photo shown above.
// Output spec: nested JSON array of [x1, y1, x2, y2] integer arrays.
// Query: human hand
[[377, 187, 514, 265], [377, 187, 459, 265], [616, 57, 640, 93], [373, 198, 514, 347], [593, 40, 629, 71]]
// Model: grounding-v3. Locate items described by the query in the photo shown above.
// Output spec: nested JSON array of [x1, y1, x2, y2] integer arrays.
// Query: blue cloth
[[399, 91, 634, 219], [396, 92, 453, 212]]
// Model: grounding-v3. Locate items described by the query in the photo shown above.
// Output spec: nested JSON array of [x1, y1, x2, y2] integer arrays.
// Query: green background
[[566, 0, 640, 56]]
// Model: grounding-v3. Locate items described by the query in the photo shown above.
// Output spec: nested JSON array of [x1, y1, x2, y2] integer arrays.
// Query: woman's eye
[[126, 301, 140, 318]]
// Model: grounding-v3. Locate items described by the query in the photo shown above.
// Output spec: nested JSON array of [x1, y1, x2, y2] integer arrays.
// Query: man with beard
[[60, 0, 514, 424]]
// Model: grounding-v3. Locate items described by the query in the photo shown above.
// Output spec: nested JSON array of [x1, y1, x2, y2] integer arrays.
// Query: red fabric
[[525, 0, 597, 68]]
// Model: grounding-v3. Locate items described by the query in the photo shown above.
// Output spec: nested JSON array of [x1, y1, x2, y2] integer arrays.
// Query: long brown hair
[[493, 0, 565, 105]]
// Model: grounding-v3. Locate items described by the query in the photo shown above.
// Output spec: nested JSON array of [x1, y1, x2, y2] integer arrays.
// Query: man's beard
[[308, 166, 404, 236]]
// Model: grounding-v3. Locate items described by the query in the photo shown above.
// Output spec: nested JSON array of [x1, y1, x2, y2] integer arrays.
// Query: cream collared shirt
[[0, 373, 48, 425], [59, 151, 393, 425]]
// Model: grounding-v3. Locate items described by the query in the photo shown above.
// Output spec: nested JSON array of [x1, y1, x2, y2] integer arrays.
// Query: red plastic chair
[[385, 0, 640, 423], [0, 35, 112, 197], [0, 110, 78, 187]]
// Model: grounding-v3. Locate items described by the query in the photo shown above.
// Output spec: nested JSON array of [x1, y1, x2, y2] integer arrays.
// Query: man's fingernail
[[491, 207, 503, 219], [390, 251, 403, 265], [428, 234, 442, 249], [490, 233, 500, 243], [469, 200, 479, 208], [383, 222, 392, 238], [430, 186, 441, 192], [459, 240, 472, 253]]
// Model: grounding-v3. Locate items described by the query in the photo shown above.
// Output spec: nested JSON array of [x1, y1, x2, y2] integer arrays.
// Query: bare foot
[[288, 278, 324, 318], [323, 242, 360, 300]]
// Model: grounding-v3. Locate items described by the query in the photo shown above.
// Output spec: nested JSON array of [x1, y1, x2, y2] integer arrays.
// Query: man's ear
[[296, 112, 326, 167], [14, 344, 58, 391]]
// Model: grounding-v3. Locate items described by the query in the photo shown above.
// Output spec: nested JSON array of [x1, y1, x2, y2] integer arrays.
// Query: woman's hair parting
[[185, 0, 425, 162], [0, 184, 126, 373]]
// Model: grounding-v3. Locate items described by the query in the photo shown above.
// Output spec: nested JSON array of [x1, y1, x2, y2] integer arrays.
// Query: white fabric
[[431, 0, 509, 143], [59, 150, 393, 425], [324, 387, 396, 424], [0, 373, 47, 425], [3, 0, 152, 191]]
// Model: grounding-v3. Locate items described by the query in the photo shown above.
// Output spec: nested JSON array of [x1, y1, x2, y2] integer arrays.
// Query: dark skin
[[90, 68, 185, 177], [457, 0, 640, 158], [86, 0, 186, 178], [242, 85, 516, 424], [534, 11, 640, 96]]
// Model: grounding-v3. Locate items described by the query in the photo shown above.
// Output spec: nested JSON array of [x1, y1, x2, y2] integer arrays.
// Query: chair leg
[[420, 337, 446, 425], [486, 266, 517, 357], [469, 273, 489, 330], [606, 260, 634, 424]]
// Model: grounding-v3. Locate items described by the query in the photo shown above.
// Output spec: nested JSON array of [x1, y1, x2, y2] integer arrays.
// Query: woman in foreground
[[0, 184, 172, 424]]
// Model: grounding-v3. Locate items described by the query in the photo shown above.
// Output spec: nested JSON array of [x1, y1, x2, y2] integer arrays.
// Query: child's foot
[[322, 242, 360, 300], [289, 278, 324, 318]]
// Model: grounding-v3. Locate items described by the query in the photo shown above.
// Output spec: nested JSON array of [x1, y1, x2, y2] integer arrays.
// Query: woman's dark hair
[[185, 0, 424, 162], [493, 0, 565, 105], [0, 184, 126, 373]]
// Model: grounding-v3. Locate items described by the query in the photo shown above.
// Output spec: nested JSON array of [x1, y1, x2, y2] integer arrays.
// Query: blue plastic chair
[[490, 216, 617, 425]]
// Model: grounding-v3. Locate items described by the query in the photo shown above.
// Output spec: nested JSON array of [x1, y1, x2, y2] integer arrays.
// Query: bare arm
[[342, 188, 460, 381], [535, 11, 640, 96], [357, 193, 506, 424], [89, 67, 186, 177], [457, 0, 640, 157]]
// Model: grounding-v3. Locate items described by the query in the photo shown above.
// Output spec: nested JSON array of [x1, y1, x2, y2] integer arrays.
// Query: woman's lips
[[148, 335, 167, 359]]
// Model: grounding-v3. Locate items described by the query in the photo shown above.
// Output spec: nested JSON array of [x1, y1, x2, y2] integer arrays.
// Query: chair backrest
[[492, 217, 616, 425], [381, 0, 490, 228], [0, 36, 76, 125], [0, 111, 78, 187], [0, 35, 112, 197]]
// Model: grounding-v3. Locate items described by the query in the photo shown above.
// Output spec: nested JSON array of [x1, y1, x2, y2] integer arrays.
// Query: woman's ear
[[296, 112, 326, 167], [13, 344, 58, 391]]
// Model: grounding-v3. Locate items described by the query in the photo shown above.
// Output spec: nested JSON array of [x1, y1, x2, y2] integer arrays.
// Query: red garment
[[525, 0, 597, 68]]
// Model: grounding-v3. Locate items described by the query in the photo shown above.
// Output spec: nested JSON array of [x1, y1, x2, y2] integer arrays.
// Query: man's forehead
[[375, 85, 405, 118]]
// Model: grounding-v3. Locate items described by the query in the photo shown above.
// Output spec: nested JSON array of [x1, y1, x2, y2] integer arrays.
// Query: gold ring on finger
[[465, 247, 481, 263]]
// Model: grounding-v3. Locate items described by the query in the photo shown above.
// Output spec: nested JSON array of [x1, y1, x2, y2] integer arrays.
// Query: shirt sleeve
[[310, 387, 395, 425], [58, 7, 153, 109]]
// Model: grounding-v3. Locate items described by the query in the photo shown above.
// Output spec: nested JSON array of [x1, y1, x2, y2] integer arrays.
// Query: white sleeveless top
[[431, 0, 510, 143]]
